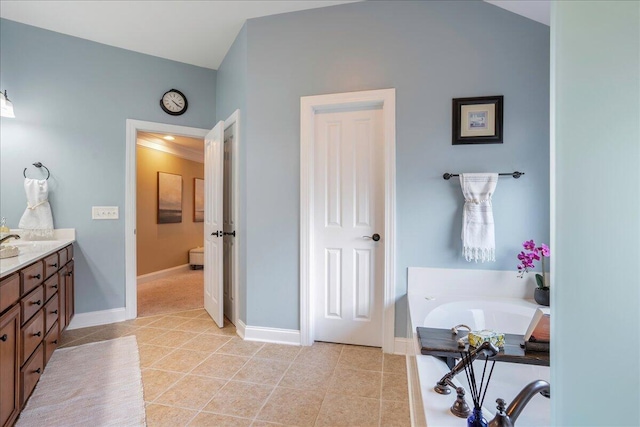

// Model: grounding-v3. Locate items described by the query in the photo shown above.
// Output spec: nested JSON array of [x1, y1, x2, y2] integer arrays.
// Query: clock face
[[160, 89, 188, 116]]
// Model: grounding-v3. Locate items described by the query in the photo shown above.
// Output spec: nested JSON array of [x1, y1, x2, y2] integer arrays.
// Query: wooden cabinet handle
[[32, 300, 42, 306], [34, 368, 41, 374], [0, 334, 7, 342], [32, 274, 41, 279], [34, 331, 41, 337]]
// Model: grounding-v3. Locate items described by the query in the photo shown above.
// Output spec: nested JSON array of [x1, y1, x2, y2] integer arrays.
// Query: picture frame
[[193, 178, 204, 222], [157, 172, 182, 224], [452, 95, 503, 145]]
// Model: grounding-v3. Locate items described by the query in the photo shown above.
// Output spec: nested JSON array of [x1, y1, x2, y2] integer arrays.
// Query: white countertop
[[0, 229, 76, 279]]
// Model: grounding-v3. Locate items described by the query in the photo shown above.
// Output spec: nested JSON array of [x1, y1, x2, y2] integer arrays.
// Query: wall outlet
[[92, 206, 119, 220]]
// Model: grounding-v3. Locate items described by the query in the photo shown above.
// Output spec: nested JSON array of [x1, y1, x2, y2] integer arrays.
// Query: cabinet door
[[57, 268, 67, 332], [64, 261, 74, 327], [0, 305, 20, 427]]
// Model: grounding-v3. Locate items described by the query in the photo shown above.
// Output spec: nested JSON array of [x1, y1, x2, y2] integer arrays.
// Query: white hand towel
[[460, 173, 498, 262], [18, 178, 54, 239]]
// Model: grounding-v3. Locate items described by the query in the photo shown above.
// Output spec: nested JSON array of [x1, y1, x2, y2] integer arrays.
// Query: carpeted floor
[[137, 269, 203, 317]]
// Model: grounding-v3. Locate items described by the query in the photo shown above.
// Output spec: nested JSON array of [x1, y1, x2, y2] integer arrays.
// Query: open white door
[[204, 121, 225, 327]]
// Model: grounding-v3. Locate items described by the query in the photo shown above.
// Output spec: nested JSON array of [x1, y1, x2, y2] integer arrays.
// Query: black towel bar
[[443, 171, 524, 180]]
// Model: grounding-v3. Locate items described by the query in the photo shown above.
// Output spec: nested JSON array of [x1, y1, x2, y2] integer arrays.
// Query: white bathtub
[[406, 269, 550, 427]]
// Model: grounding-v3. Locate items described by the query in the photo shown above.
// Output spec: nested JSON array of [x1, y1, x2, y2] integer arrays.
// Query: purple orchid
[[516, 240, 551, 289]]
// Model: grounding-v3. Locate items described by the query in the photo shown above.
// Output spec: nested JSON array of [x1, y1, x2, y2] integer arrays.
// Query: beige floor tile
[[205, 321, 239, 336], [155, 374, 227, 409], [383, 354, 407, 374], [173, 318, 218, 333], [145, 316, 191, 330], [191, 353, 249, 379], [172, 309, 208, 319], [126, 327, 169, 345], [328, 368, 382, 399], [123, 315, 163, 327], [145, 403, 198, 427], [380, 400, 411, 427], [294, 342, 343, 369], [256, 387, 324, 426], [139, 344, 176, 368], [217, 337, 264, 357], [251, 421, 293, 427], [151, 348, 211, 373], [382, 372, 409, 401], [59, 327, 97, 344], [278, 363, 334, 391], [58, 334, 110, 348], [189, 412, 252, 427], [202, 381, 273, 419], [147, 330, 200, 348], [232, 357, 289, 386], [181, 333, 231, 352], [337, 346, 383, 372], [315, 393, 380, 427], [141, 368, 185, 401], [255, 343, 301, 362], [87, 324, 139, 341]]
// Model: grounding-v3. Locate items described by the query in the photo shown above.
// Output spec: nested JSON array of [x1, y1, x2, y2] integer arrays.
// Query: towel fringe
[[463, 247, 495, 263]]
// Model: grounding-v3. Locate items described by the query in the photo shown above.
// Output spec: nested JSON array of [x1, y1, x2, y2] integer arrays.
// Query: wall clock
[[160, 89, 188, 116]]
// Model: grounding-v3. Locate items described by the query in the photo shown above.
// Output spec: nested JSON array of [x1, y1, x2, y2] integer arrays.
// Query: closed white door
[[223, 125, 235, 323], [313, 108, 384, 347], [204, 121, 224, 328]]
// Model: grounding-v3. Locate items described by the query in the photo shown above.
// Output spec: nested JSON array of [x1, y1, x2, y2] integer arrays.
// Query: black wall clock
[[160, 89, 188, 116]]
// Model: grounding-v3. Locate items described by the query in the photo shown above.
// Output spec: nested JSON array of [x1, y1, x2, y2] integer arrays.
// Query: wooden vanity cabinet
[[0, 243, 74, 426]]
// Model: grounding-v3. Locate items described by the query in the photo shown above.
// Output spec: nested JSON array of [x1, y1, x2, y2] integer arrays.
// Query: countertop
[[0, 229, 76, 279]]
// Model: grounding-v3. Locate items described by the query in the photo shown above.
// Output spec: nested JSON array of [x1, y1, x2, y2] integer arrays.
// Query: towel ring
[[23, 162, 50, 180]]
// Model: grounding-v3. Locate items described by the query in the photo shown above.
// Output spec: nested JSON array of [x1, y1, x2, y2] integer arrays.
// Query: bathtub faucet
[[0, 234, 20, 244], [434, 340, 499, 395], [488, 380, 550, 427]]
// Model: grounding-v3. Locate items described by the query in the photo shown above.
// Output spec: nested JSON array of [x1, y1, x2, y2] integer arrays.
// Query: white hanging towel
[[459, 173, 498, 262], [18, 178, 54, 239]]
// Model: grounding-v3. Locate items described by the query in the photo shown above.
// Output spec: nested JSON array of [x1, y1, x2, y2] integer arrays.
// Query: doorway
[[300, 89, 396, 353], [125, 113, 241, 327]]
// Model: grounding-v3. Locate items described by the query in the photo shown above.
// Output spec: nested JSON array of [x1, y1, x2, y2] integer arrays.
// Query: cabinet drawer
[[44, 322, 59, 366], [58, 247, 68, 268], [21, 309, 44, 366], [0, 273, 20, 314], [20, 261, 44, 295], [43, 252, 60, 280], [44, 296, 59, 334], [43, 274, 60, 303], [21, 342, 44, 406], [21, 285, 44, 326], [66, 244, 74, 261]]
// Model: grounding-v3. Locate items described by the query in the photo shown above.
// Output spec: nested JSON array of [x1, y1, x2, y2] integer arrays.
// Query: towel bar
[[443, 171, 524, 180]]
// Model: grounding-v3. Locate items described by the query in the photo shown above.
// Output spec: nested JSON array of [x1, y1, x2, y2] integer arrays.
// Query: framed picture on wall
[[194, 178, 204, 222], [452, 95, 503, 145], [157, 172, 183, 224]]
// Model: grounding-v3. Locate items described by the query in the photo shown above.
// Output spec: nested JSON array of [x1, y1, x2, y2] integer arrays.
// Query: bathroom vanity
[[0, 236, 75, 427]]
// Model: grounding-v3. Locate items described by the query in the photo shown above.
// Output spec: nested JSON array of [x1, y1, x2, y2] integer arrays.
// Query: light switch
[[92, 206, 119, 220]]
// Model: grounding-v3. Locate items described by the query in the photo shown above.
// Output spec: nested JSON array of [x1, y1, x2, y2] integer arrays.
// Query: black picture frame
[[452, 95, 503, 145]]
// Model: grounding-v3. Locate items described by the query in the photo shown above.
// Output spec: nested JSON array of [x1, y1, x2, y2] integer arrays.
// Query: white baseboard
[[242, 324, 301, 346], [67, 308, 127, 330], [236, 319, 246, 339], [393, 337, 411, 355], [137, 263, 190, 285]]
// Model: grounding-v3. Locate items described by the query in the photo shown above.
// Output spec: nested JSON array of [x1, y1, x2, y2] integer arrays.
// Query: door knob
[[363, 233, 381, 242], [223, 231, 236, 237], [211, 231, 222, 237]]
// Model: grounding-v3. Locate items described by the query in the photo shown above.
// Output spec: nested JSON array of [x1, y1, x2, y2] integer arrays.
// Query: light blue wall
[[238, 1, 550, 334], [0, 19, 216, 313], [216, 24, 248, 323], [552, 2, 640, 425]]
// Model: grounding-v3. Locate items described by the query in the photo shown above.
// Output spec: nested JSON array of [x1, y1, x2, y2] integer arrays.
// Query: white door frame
[[125, 117, 240, 323], [300, 89, 396, 353]]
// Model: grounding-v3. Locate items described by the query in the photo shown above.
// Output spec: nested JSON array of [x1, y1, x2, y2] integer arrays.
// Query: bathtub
[[406, 268, 550, 427]]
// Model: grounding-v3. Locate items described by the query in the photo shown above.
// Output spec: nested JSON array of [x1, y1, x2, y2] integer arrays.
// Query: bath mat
[[16, 336, 146, 427]]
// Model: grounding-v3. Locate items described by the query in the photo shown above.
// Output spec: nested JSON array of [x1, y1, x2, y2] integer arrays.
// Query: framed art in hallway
[[193, 178, 204, 222], [452, 95, 503, 145], [157, 172, 182, 224]]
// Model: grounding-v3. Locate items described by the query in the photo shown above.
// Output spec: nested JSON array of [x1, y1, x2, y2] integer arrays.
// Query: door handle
[[211, 231, 222, 237], [223, 231, 236, 237], [363, 233, 381, 242]]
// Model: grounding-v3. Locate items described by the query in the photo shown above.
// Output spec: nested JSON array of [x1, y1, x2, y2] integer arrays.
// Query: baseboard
[[137, 263, 190, 285], [242, 324, 301, 346], [235, 319, 246, 339], [67, 308, 127, 330], [394, 337, 411, 355]]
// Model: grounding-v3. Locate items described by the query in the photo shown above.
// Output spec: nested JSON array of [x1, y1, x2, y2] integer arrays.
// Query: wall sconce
[[1, 90, 16, 118]]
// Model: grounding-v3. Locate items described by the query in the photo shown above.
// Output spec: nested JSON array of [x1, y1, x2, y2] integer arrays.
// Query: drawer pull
[[67, 271, 73, 277], [52, 339, 58, 344], [32, 300, 42, 306], [34, 368, 41, 374], [32, 274, 41, 279], [50, 263, 58, 268], [34, 331, 42, 337], [52, 284, 58, 289], [0, 334, 7, 342], [52, 310, 58, 314]]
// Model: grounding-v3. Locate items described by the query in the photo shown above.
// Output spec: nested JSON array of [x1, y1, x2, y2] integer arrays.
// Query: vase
[[534, 288, 550, 306], [467, 408, 488, 427]]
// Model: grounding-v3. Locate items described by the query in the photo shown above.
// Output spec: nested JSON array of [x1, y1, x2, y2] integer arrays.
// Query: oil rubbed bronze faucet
[[488, 380, 551, 427], [0, 234, 21, 244]]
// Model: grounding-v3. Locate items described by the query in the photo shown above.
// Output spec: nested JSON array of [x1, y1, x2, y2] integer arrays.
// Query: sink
[[0, 245, 20, 259]]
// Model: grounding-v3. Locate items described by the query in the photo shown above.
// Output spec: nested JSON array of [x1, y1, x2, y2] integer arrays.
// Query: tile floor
[[59, 309, 411, 427]]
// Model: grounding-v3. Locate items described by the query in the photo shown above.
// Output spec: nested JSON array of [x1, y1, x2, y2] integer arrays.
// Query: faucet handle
[[496, 398, 507, 413]]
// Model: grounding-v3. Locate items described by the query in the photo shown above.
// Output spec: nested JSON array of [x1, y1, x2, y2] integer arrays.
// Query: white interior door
[[313, 107, 384, 347], [223, 125, 235, 323], [204, 121, 224, 327]]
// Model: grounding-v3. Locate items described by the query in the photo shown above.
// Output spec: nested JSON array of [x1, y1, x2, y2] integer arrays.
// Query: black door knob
[[223, 231, 236, 237], [211, 230, 222, 237], [363, 233, 381, 242]]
